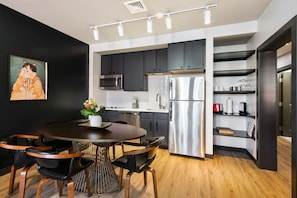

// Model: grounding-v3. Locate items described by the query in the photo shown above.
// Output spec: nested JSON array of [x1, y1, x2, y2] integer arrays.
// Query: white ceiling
[[1, 0, 271, 45]]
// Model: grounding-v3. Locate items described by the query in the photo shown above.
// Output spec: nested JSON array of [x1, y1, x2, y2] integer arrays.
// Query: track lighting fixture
[[90, 3, 217, 40], [147, 17, 153, 33], [117, 22, 124, 37], [165, 14, 172, 30], [93, 28, 99, 40], [204, 9, 211, 25]]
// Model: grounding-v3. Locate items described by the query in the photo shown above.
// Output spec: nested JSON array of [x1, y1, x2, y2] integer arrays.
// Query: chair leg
[[36, 177, 52, 198], [124, 171, 133, 198], [146, 167, 158, 198], [143, 171, 147, 186], [95, 145, 99, 166], [119, 167, 124, 188], [57, 180, 64, 196], [84, 168, 92, 197], [18, 163, 34, 198], [121, 143, 125, 154], [112, 145, 116, 159], [67, 179, 75, 198], [9, 165, 16, 194]]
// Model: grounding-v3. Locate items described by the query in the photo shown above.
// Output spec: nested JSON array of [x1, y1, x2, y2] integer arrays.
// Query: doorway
[[257, 16, 296, 197], [277, 68, 292, 137]]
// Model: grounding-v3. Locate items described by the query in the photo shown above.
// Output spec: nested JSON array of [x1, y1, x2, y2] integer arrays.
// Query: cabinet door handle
[[156, 122, 158, 132], [150, 121, 152, 131]]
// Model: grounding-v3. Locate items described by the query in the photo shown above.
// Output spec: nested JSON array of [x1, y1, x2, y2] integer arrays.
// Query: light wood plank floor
[[0, 136, 291, 198]]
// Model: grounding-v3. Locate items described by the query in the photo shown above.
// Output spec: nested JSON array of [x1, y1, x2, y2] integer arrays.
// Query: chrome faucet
[[156, 93, 162, 109]]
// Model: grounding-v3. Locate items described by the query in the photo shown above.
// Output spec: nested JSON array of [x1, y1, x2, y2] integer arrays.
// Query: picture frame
[[9, 55, 48, 101]]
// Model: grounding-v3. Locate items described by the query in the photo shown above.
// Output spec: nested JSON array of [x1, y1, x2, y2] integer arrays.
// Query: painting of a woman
[[10, 55, 47, 101]]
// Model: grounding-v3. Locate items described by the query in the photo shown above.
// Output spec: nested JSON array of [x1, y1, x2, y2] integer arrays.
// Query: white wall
[[248, 0, 297, 49]]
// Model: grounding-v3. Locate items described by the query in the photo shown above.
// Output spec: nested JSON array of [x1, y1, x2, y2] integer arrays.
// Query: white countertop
[[105, 107, 169, 113]]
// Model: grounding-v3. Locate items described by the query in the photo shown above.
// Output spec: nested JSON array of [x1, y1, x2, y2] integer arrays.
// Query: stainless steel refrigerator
[[169, 74, 205, 158]]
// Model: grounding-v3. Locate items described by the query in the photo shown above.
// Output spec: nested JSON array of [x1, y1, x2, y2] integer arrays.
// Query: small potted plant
[[80, 98, 105, 126]]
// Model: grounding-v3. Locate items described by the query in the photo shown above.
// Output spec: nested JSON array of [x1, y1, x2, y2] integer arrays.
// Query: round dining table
[[37, 119, 147, 194]]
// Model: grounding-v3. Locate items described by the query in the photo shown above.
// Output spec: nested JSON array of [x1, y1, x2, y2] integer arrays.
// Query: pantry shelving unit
[[213, 49, 257, 157]]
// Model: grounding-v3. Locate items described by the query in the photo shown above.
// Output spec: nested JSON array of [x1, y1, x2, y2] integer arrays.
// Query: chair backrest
[[114, 120, 128, 124], [145, 136, 165, 160], [0, 134, 39, 151], [26, 147, 86, 179], [123, 136, 164, 171], [0, 134, 41, 167]]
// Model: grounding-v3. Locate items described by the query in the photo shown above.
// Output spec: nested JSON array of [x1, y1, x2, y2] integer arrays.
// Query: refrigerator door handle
[[169, 102, 172, 121], [169, 79, 173, 100]]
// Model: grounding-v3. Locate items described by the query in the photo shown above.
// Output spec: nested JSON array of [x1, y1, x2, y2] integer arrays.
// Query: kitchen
[[0, 0, 296, 197]]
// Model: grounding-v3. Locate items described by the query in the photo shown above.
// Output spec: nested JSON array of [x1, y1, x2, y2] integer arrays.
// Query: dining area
[[0, 132, 292, 198], [0, 118, 166, 198]]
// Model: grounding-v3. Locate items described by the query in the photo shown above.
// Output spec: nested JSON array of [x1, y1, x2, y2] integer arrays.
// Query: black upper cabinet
[[101, 54, 123, 75], [111, 54, 123, 74], [168, 39, 205, 71], [144, 50, 156, 73], [101, 55, 111, 75], [144, 48, 168, 73], [184, 40, 205, 70], [156, 48, 168, 72], [168, 42, 184, 70], [124, 51, 146, 91]]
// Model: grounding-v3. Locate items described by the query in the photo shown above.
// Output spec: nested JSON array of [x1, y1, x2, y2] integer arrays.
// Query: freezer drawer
[[169, 101, 205, 158]]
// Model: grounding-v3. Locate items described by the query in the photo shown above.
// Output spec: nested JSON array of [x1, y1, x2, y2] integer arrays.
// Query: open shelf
[[214, 90, 255, 94], [214, 69, 256, 77], [213, 128, 255, 139], [213, 112, 255, 119], [214, 50, 255, 62]]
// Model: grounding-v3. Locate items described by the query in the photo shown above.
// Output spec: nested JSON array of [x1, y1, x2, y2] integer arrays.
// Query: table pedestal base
[[74, 144, 120, 194]]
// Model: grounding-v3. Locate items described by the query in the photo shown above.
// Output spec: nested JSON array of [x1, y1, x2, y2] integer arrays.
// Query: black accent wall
[[0, 5, 89, 173]]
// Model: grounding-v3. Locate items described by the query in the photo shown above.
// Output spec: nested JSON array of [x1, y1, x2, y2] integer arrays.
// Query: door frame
[[257, 16, 296, 197]]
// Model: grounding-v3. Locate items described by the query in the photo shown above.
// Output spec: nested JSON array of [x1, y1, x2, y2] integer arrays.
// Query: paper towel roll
[[226, 97, 233, 114]]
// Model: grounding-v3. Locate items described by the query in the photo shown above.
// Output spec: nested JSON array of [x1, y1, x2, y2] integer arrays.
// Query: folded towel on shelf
[[216, 127, 234, 136]]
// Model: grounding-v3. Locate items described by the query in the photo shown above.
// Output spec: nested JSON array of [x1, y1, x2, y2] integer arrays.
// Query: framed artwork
[[9, 55, 48, 101]]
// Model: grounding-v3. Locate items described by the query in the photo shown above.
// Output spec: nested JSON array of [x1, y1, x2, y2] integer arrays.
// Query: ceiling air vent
[[124, 0, 147, 14]]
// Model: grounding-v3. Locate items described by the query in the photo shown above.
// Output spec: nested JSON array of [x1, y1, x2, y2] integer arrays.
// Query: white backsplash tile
[[105, 75, 169, 109]]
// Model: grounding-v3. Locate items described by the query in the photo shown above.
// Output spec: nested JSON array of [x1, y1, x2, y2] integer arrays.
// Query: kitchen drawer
[[154, 113, 169, 120], [140, 112, 154, 119]]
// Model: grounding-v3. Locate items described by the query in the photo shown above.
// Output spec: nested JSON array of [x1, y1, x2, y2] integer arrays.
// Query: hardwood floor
[[0, 137, 291, 198]]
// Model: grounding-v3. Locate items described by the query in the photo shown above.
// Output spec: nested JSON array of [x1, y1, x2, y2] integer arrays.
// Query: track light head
[[204, 9, 211, 25], [147, 18, 153, 33], [117, 23, 124, 37], [93, 28, 99, 40], [165, 14, 172, 30]]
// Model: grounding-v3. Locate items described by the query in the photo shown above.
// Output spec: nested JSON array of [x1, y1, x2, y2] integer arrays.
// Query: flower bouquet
[[80, 98, 105, 116]]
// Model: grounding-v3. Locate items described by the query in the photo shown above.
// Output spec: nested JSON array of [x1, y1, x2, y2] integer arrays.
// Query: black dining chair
[[112, 136, 164, 198], [109, 120, 128, 160], [25, 147, 94, 198], [0, 134, 48, 198], [39, 134, 73, 153]]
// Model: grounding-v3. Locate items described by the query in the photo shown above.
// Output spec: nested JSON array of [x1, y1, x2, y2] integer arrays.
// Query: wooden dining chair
[[26, 147, 94, 198], [112, 136, 164, 198], [0, 134, 46, 198], [109, 120, 128, 160], [39, 134, 73, 153]]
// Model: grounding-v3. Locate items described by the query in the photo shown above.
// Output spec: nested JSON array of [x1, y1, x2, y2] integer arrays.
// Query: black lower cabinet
[[140, 112, 169, 148], [101, 110, 118, 122]]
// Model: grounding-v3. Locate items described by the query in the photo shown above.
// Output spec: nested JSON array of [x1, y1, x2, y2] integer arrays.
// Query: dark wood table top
[[37, 119, 147, 143]]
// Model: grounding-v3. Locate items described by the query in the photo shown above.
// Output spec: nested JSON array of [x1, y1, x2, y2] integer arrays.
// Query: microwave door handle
[[115, 77, 118, 87]]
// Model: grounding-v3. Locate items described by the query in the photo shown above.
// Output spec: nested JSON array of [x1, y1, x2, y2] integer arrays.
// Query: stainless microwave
[[99, 74, 123, 90]]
